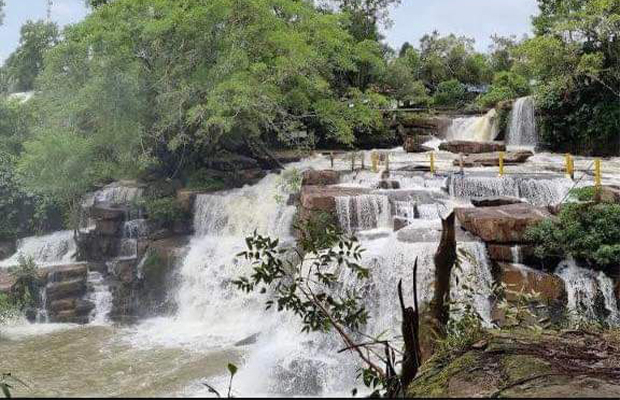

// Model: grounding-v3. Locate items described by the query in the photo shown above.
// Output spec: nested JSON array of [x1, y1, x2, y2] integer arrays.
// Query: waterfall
[[335, 195, 391, 234], [556, 260, 620, 327], [0, 231, 77, 268], [448, 175, 575, 206], [446, 109, 499, 142], [87, 271, 113, 325], [507, 96, 537, 147]]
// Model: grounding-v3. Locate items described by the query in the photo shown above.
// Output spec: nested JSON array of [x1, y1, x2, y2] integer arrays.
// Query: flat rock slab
[[300, 186, 371, 212], [301, 170, 339, 186], [455, 150, 534, 167], [471, 196, 525, 207], [440, 140, 506, 154], [456, 203, 553, 243]]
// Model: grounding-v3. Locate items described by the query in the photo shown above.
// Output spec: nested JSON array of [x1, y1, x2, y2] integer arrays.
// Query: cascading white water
[[507, 96, 537, 147], [449, 175, 576, 206], [335, 195, 391, 234], [87, 271, 113, 325], [446, 109, 499, 142], [556, 259, 620, 327], [0, 230, 77, 268]]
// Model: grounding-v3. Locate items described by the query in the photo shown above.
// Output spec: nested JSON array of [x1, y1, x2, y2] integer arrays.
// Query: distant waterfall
[[446, 109, 499, 142], [507, 96, 537, 147]]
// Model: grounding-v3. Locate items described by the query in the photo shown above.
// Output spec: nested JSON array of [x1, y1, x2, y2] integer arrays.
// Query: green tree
[[418, 32, 492, 89], [516, 0, 620, 155], [20, 0, 389, 205], [0, 0, 5, 26], [2, 20, 59, 92]]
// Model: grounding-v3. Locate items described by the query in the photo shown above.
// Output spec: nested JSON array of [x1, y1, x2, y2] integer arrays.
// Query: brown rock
[[393, 217, 409, 232], [456, 150, 534, 167], [300, 186, 370, 213], [487, 244, 536, 264], [95, 219, 122, 236], [0, 271, 15, 294], [471, 196, 524, 208], [0, 240, 16, 260], [600, 185, 620, 203], [301, 170, 339, 186], [404, 136, 433, 153], [90, 203, 126, 220], [176, 189, 201, 214], [499, 263, 566, 303], [46, 278, 87, 302], [47, 264, 88, 283], [456, 203, 552, 243], [440, 140, 506, 154]]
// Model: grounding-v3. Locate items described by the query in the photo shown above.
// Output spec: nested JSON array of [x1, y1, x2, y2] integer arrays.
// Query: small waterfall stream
[[507, 96, 537, 147], [446, 109, 499, 142]]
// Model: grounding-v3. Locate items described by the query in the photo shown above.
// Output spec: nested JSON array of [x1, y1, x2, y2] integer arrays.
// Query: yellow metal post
[[595, 158, 602, 187], [371, 152, 378, 173], [499, 151, 505, 177], [430, 152, 435, 174]]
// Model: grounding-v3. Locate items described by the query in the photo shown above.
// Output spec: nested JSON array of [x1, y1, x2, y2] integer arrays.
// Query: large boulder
[[301, 170, 339, 186], [498, 262, 566, 303], [456, 203, 553, 243], [439, 140, 506, 154], [46, 278, 87, 302], [456, 150, 534, 167], [300, 186, 370, 213]]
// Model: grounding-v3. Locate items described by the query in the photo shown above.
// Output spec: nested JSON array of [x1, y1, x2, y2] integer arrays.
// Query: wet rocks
[[455, 203, 553, 243], [300, 186, 370, 214], [404, 136, 434, 153], [301, 170, 339, 186], [471, 196, 524, 208], [456, 150, 534, 167], [498, 263, 566, 303], [599, 185, 620, 203], [0, 240, 16, 260], [439, 140, 506, 154], [487, 244, 537, 265]]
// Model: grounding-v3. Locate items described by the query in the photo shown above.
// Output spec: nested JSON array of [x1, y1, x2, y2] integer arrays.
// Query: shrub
[[144, 197, 189, 228], [433, 79, 467, 107], [526, 203, 620, 269], [186, 169, 228, 192], [476, 72, 530, 108]]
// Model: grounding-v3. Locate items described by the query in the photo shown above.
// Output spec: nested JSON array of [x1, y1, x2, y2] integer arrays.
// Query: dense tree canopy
[[16, 0, 389, 203], [517, 0, 620, 155]]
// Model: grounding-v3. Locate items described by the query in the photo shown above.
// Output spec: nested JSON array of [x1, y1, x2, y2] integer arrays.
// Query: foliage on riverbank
[[526, 202, 620, 270]]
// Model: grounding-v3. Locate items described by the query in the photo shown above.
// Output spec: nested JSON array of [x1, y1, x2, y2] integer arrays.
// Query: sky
[[0, 0, 539, 64]]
